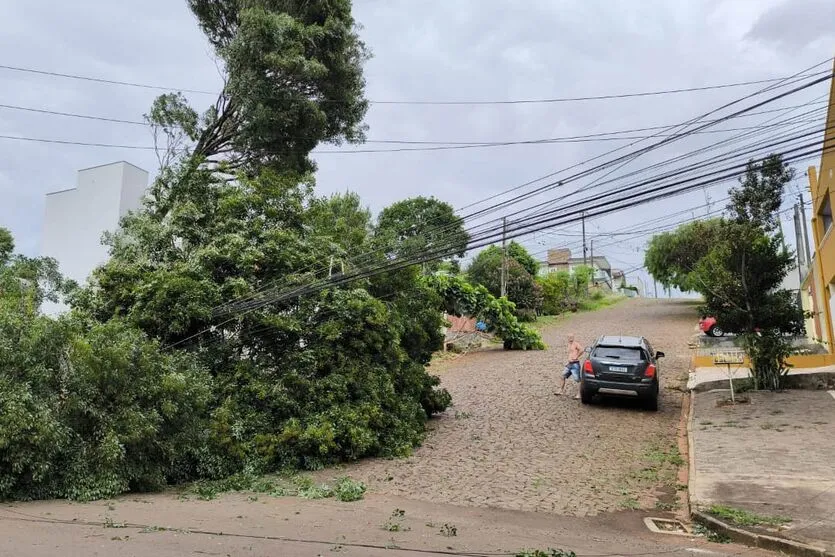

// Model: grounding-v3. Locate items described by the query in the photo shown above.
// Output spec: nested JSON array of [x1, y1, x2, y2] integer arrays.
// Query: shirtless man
[[556, 333, 584, 398]]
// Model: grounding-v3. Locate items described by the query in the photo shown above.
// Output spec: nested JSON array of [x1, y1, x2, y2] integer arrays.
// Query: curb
[[691, 511, 835, 557]]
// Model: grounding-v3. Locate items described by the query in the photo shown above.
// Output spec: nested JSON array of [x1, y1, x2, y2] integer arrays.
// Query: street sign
[[713, 353, 744, 365]]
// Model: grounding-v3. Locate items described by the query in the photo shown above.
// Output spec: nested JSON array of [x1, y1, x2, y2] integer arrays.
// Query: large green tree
[[644, 219, 724, 292], [179, 0, 369, 175], [374, 196, 469, 271], [466, 243, 543, 318], [645, 154, 803, 390], [71, 0, 453, 477]]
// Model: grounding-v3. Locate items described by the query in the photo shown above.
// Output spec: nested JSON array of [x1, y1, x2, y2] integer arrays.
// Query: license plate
[[609, 366, 627, 372]]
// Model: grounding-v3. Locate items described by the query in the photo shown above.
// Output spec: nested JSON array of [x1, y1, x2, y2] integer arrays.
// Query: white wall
[[41, 162, 148, 314]]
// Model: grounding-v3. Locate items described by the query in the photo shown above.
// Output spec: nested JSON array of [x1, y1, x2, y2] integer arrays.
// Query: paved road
[[337, 299, 699, 515], [1, 492, 773, 557]]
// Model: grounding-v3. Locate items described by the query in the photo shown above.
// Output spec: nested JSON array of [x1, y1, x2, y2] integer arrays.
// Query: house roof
[[567, 256, 611, 270]]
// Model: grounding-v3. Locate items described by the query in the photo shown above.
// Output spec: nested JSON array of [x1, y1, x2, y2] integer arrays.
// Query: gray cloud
[[746, 0, 835, 51], [0, 0, 829, 288]]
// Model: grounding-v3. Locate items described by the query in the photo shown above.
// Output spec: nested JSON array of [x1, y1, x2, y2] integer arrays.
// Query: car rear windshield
[[592, 346, 644, 361]]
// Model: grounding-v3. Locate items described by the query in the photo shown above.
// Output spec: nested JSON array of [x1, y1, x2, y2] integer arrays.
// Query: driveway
[[333, 298, 698, 515]]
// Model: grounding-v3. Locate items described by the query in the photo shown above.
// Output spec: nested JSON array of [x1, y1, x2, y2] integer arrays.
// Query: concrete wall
[[41, 162, 149, 314]]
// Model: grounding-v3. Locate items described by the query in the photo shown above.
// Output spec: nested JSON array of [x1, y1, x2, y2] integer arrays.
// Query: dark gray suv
[[579, 335, 664, 411]]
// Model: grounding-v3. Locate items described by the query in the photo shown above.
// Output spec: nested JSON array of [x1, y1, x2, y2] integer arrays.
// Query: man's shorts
[[562, 361, 580, 381]]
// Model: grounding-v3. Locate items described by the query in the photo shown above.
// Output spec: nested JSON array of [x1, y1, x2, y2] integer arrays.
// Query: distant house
[[538, 248, 613, 289], [538, 248, 571, 275]]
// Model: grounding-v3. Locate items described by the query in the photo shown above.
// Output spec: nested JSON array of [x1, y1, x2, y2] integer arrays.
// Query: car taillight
[[645, 364, 656, 378], [583, 360, 594, 376]]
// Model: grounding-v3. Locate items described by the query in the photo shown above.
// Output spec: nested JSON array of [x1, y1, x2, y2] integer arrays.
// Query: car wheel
[[580, 384, 594, 405], [709, 325, 724, 337]]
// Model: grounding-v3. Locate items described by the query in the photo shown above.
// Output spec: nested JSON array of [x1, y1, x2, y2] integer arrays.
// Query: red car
[[699, 316, 724, 337]]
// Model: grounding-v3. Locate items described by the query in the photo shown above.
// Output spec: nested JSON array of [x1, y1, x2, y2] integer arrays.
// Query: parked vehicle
[[699, 316, 724, 337], [580, 335, 664, 411]]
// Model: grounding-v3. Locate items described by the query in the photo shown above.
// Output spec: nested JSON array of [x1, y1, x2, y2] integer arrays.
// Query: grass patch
[[707, 505, 791, 527], [645, 445, 685, 467], [619, 497, 640, 510], [187, 473, 365, 502], [693, 523, 731, 544], [577, 295, 625, 313], [533, 296, 626, 330]]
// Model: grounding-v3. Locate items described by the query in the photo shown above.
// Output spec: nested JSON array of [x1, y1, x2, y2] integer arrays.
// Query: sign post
[[713, 353, 744, 403]]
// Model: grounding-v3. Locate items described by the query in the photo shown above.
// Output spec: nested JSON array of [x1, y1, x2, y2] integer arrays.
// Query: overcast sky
[[1, 0, 833, 292]]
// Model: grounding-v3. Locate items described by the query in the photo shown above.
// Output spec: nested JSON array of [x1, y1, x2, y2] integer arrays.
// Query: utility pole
[[328, 255, 334, 278], [799, 194, 812, 265], [581, 212, 588, 266], [654, 280, 658, 299], [590, 239, 595, 287], [500, 217, 507, 298], [793, 203, 806, 315]]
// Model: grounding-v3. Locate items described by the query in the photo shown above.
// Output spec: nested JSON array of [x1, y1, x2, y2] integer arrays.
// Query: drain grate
[[644, 517, 690, 536]]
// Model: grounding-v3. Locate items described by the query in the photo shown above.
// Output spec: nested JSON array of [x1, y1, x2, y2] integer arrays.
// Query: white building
[[41, 161, 149, 314]]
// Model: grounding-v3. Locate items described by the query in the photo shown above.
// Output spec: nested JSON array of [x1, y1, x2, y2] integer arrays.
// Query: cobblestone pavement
[[691, 389, 835, 552], [328, 299, 699, 516]]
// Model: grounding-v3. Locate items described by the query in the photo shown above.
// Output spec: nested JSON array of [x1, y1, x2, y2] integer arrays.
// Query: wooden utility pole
[[500, 217, 507, 298]]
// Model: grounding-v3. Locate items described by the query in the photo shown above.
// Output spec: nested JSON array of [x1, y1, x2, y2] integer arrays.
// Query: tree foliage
[[537, 266, 593, 315], [466, 243, 543, 318], [374, 197, 469, 271], [644, 155, 803, 389], [644, 219, 724, 292], [426, 274, 545, 350], [180, 0, 370, 175], [0, 229, 211, 501]]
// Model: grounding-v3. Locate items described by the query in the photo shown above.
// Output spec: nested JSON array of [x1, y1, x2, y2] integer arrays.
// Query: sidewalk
[[688, 365, 835, 391], [689, 389, 835, 554]]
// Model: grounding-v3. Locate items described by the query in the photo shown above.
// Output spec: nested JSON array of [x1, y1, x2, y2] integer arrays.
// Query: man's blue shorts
[[562, 361, 580, 381]]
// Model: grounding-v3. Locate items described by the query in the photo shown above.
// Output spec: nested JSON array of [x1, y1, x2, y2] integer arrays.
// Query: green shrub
[[333, 477, 366, 502], [0, 313, 211, 500]]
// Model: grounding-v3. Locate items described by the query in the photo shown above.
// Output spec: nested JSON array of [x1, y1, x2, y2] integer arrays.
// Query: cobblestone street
[[332, 299, 699, 515]]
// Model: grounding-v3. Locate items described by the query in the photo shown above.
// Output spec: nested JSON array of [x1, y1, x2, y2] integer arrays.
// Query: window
[[821, 196, 833, 234], [592, 346, 644, 361]]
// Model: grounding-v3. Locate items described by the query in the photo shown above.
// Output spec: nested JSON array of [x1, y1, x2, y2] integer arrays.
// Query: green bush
[[0, 295, 211, 500], [426, 274, 545, 350]]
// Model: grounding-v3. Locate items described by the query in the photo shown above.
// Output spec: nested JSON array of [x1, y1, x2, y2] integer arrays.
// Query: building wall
[[807, 62, 835, 350], [41, 162, 149, 314]]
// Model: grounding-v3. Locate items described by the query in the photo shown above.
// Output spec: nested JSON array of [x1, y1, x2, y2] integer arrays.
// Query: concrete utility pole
[[654, 280, 659, 299], [793, 203, 806, 315], [799, 194, 812, 265], [500, 217, 507, 298], [582, 212, 588, 266], [590, 239, 595, 286]]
